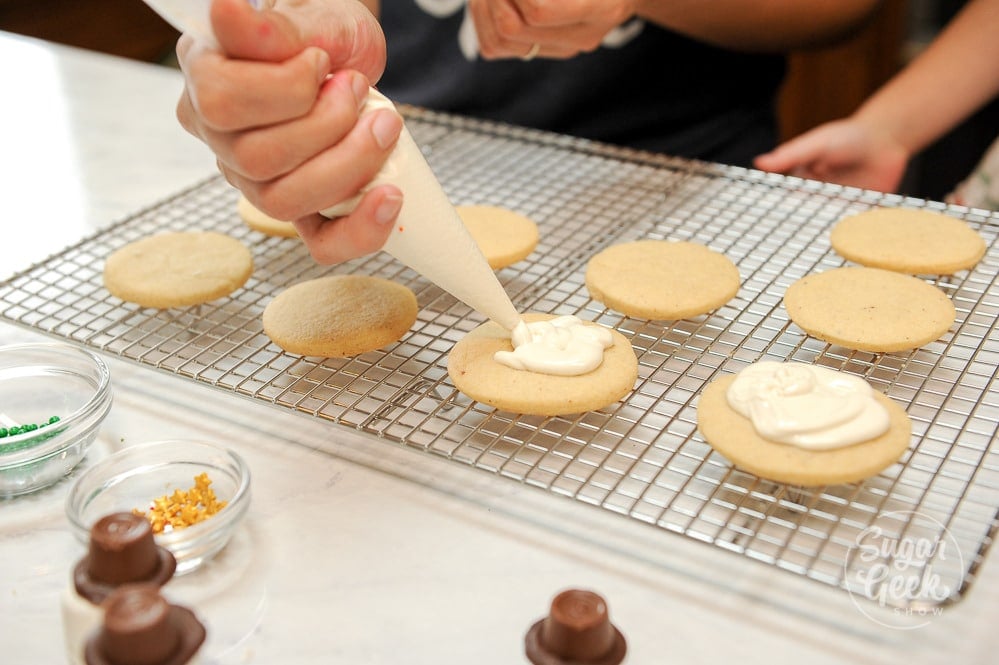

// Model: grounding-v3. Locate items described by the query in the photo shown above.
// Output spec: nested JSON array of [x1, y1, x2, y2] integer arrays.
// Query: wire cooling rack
[[2, 107, 997, 609]]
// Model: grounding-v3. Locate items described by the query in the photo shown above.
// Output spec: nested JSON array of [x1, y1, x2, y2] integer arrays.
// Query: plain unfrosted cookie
[[784, 267, 955, 353], [447, 313, 638, 416], [831, 207, 984, 274], [237, 195, 299, 238], [262, 275, 418, 357], [456, 205, 539, 269], [103, 231, 253, 308], [698, 374, 911, 486], [585, 240, 740, 319]]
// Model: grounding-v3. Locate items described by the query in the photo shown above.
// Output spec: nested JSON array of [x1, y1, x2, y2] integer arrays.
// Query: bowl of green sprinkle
[[0, 342, 112, 498]]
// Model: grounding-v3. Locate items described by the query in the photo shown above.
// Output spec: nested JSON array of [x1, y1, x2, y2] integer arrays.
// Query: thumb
[[210, 0, 386, 81], [210, 0, 306, 61]]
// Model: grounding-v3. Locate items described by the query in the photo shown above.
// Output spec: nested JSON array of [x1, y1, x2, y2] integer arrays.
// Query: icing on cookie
[[725, 361, 889, 450], [494, 315, 612, 376]]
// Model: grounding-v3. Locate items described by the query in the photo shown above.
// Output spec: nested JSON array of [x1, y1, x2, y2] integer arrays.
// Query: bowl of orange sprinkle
[[65, 439, 251, 574]]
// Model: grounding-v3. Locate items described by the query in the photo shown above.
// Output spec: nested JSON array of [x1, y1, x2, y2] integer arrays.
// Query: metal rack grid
[[2, 107, 997, 609]]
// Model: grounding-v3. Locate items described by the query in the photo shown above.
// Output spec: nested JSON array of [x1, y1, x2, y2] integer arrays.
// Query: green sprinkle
[[0, 415, 65, 454], [0, 417, 62, 442]]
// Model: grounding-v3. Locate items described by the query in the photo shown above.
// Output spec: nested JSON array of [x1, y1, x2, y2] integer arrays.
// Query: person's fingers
[[182, 46, 331, 132], [210, 0, 307, 61], [751, 150, 789, 173], [227, 106, 403, 221], [176, 87, 199, 139], [469, 1, 557, 59], [212, 0, 388, 80], [175, 33, 196, 66], [471, 0, 548, 58], [753, 132, 829, 174], [469, 0, 511, 58], [293, 185, 403, 264], [472, 0, 615, 58], [194, 70, 369, 181]]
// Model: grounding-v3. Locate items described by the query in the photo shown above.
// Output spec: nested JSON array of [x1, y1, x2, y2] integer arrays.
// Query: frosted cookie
[[697, 364, 912, 486], [447, 313, 638, 416], [103, 231, 253, 308], [830, 208, 984, 275], [237, 195, 298, 238], [456, 205, 539, 269], [262, 274, 418, 357], [585, 240, 740, 319], [784, 266, 955, 353]]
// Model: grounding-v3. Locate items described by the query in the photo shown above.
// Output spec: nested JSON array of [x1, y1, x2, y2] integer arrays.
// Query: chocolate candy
[[84, 584, 205, 665], [525, 589, 627, 665], [74, 512, 176, 604]]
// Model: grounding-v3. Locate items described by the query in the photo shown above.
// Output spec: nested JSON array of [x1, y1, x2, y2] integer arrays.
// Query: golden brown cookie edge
[[697, 374, 912, 486]]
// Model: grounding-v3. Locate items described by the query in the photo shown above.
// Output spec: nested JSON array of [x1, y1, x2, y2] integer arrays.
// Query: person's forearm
[[851, 0, 999, 157], [633, 0, 880, 51]]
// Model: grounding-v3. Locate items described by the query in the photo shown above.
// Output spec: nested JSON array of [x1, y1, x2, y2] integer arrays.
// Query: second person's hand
[[469, 0, 636, 60], [753, 118, 909, 194]]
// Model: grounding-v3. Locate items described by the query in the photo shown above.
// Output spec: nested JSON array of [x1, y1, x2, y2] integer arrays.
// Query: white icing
[[725, 361, 890, 450], [494, 316, 612, 376]]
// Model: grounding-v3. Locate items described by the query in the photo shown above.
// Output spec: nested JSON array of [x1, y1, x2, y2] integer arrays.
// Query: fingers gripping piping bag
[[142, 0, 523, 331]]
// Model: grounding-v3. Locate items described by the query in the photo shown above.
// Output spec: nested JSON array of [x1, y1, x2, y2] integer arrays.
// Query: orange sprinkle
[[134, 473, 228, 534]]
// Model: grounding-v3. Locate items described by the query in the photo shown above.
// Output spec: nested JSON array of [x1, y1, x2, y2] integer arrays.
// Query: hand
[[753, 118, 910, 194], [469, 0, 636, 60], [176, 0, 405, 264]]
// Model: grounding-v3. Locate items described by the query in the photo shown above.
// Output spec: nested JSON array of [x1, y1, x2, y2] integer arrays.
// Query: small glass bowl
[[66, 439, 251, 574], [0, 342, 113, 498]]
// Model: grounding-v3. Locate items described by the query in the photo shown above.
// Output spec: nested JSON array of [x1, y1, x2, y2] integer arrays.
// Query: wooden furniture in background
[[778, 0, 910, 141], [0, 0, 179, 62]]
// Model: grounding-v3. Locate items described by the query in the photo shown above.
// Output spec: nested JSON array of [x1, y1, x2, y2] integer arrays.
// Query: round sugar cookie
[[831, 207, 984, 274], [447, 313, 638, 416], [585, 240, 740, 319], [784, 267, 955, 353], [237, 195, 299, 238], [103, 231, 253, 308], [698, 374, 911, 486], [456, 205, 539, 269], [262, 274, 418, 357]]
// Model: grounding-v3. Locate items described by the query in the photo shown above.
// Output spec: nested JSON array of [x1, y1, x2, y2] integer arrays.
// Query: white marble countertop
[[1, 30, 997, 664]]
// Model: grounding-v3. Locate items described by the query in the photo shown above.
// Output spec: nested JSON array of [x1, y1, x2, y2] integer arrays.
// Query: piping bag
[[144, 0, 523, 331]]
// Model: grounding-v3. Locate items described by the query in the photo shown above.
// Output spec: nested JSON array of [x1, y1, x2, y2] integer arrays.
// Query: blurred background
[[2, 0, 993, 202]]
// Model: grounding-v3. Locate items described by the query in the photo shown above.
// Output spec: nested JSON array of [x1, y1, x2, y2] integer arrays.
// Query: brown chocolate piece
[[74, 512, 176, 604], [84, 584, 206, 665], [525, 589, 627, 665]]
